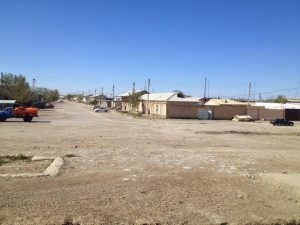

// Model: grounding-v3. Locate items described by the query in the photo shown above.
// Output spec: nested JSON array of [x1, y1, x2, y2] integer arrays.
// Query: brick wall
[[247, 107, 284, 120], [166, 102, 200, 119], [210, 105, 247, 120]]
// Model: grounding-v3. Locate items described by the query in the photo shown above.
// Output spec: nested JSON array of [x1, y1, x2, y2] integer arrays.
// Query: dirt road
[[0, 101, 299, 225]]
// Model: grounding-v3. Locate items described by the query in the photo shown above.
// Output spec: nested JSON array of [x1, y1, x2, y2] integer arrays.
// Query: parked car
[[45, 103, 54, 109], [270, 119, 294, 126], [34, 102, 54, 109], [33, 102, 46, 109], [94, 107, 109, 112], [92, 105, 100, 110]]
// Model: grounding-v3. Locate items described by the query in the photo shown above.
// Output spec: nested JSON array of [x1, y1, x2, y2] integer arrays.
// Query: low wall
[[247, 107, 284, 120], [167, 102, 200, 119], [211, 105, 247, 120]]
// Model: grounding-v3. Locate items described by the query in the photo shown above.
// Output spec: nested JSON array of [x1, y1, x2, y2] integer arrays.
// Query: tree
[[128, 92, 140, 111], [34, 88, 60, 103], [0, 73, 60, 104], [66, 94, 76, 101], [274, 95, 287, 103], [76, 95, 83, 102], [1, 73, 33, 104]]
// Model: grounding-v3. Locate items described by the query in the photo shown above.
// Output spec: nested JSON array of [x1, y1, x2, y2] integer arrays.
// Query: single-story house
[[112, 96, 122, 109], [90, 94, 113, 107], [138, 92, 203, 118], [82, 94, 93, 104], [117, 89, 149, 111], [249, 102, 300, 121], [201, 99, 248, 120]]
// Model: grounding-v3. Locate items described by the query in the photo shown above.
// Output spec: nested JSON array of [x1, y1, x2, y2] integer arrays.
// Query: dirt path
[[0, 101, 299, 225]]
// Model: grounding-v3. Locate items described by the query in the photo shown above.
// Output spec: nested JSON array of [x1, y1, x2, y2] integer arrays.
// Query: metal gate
[[197, 109, 213, 120], [285, 109, 300, 121]]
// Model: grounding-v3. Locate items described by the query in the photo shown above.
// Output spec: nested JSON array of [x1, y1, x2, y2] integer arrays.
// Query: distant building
[[91, 94, 113, 107], [287, 98, 300, 103], [202, 99, 248, 120], [117, 89, 149, 111], [114, 90, 300, 121], [82, 94, 93, 104], [139, 92, 203, 118], [249, 102, 300, 121]]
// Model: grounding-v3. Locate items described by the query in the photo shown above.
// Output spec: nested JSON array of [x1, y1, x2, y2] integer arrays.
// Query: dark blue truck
[[0, 100, 38, 122], [0, 107, 13, 122]]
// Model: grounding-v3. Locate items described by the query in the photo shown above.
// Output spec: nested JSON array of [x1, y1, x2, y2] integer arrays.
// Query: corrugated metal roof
[[140, 92, 177, 101], [119, 91, 131, 97], [253, 102, 300, 109], [168, 95, 203, 103], [0, 100, 16, 104], [118, 89, 147, 97], [205, 99, 247, 106], [140, 92, 203, 103]]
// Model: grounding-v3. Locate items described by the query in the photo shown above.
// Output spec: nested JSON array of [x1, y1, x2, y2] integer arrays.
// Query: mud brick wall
[[212, 105, 247, 120], [167, 102, 200, 119], [247, 107, 284, 120]]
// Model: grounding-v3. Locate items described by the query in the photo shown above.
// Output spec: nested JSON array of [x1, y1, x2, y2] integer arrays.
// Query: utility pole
[[204, 77, 207, 98], [132, 82, 135, 93], [208, 81, 210, 98], [112, 85, 115, 108], [32, 78, 36, 90], [295, 77, 300, 99], [89, 89, 90, 95], [101, 87, 103, 95], [94, 89, 97, 96], [0, 72, 3, 100], [248, 82, 252, 105], [259, 92, 262, 102], [32, 78, 37, 104], [253, 82, 256, 102], [1, 72, 3, 86], [147, 79, 150, 117]]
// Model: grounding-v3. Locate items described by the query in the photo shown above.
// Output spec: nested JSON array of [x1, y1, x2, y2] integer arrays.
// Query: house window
[[156, 105, 159, 114]]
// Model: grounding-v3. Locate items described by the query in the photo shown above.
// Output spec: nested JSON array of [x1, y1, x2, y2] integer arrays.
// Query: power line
[[220, 86, 300, 99], [260, 87, 300, 95], [295, 77, 300, 98]]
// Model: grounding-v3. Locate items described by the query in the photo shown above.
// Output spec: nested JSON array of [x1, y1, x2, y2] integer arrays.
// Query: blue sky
[[0, 0, 299, 98]]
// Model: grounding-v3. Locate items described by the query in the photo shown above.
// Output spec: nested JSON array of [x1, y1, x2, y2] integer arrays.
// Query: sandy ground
[[0, 101, 299, 225], [0, 159, 51, 174]]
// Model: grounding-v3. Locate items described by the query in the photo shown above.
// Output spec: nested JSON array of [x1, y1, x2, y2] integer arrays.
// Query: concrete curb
[[0, 156, 63, 178], [43, 157, 64, 176], [32, 155, 55, 161]]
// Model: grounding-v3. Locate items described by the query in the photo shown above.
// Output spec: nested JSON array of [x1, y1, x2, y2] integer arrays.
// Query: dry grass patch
[[64, 154, 77, 158], [0, 154, 30, 166]]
